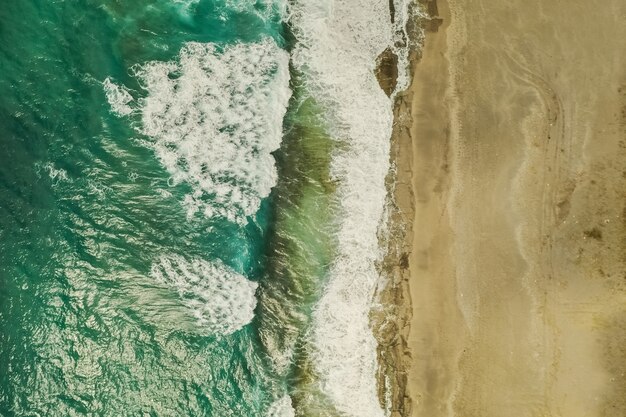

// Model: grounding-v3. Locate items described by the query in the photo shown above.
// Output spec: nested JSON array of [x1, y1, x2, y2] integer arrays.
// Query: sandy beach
[[383, 0, 626, 415]]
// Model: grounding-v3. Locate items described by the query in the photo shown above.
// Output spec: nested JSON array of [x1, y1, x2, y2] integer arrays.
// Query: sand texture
[[387, 0, 626, 415]]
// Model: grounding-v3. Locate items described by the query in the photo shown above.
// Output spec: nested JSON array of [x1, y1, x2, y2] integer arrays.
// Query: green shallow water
[[0, 1, 334, 415], [259, 83, 339, 415]]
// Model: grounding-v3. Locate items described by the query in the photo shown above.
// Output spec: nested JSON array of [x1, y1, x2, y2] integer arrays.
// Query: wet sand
[[385, 0, 626, 415]]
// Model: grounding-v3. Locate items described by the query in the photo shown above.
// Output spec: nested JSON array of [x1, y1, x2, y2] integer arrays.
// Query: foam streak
[[290, 1, 398, 415]]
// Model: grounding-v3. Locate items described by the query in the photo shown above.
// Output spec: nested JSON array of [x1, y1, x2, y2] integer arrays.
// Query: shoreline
[[375, 0, 453, 414], [381, 0, 626, 415]]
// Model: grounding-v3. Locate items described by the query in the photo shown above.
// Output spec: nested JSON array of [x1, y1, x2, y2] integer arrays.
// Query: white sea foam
[[267, 395, 295, 417], [150, 255, 258, 335], [137, 39, 290, 223], [105, 39, 290, 224], [40, 162, 69, 183], [289, 1, 405, 416], [170, 0, 199, 9], [226, 0, 286, 15], [103, 78, 133, 116], [392, 0, 424, 93]]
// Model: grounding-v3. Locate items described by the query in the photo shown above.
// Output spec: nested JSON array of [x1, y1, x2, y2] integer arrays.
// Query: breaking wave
[[151, 255, 258, 335], [105, 38, 290, 224]]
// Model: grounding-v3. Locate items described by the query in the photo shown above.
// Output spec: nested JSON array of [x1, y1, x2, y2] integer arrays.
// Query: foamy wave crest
[[290, 1, 397, 416], [38, 162, 70, 183], [137, 39, 290, 223], [225, 0, 286, 16], [171, 0, 199, 6], [105, 39, 290, 224], [103, 78, 133, 116], [392, 0, 425, 93], [267, 395, 295, 417], [151, 255, 258, 335]]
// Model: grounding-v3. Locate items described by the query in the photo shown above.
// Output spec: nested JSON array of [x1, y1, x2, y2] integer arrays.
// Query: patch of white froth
[[105, 39, 290, 224], [151, 255, 258, 335], [38, 162, 69, 183], [267, 395, 295, 417], [137, 39, 290, 223], [226, 0, 286, 15], [391, 0, 425, 93], [103, 78, 133, 116], [290, 1, 395, 416]]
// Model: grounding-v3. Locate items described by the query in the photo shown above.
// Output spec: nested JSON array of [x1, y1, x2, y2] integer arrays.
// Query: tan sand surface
[[386, 0, 626, 415]]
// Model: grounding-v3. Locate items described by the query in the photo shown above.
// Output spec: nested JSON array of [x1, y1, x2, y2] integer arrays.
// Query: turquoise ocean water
[[0, 0, 415, 415]]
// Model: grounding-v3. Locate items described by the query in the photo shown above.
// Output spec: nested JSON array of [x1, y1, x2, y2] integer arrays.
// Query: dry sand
[[382, 0, 626, 415]]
